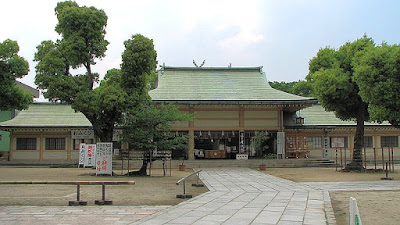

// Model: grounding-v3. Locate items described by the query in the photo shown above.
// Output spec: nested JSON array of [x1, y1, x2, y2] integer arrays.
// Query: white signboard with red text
[[95, 142, 113, 175], [85, 144, 96, 167]]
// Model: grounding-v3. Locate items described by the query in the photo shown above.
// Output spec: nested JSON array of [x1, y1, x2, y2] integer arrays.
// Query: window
[[73, 139, 94, 150], [364, 136, 373, 148], [381, 136, 398, 147], [330, 137, 348, 148], [308, 137, 322, 148], [16, 138, 37, 150], [45, 138, 65, 150], [286, 136, 307, 150]]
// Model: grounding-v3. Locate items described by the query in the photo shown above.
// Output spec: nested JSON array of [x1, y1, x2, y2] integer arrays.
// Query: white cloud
[[219, 31, 264, 48]]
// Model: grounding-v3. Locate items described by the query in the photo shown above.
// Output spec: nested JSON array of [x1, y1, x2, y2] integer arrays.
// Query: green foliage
[[309, 35, 375, 170], [269, 81, 298, 94], [292, 80, 314, 97], [55, 1, 109, 71], [123, 105, 193, 152], [34, 1, 157, 142], [251, 131, 270, 156], [354, 43, 400, 126], [121, 34, 157, 108], [309, 36, 374, 121], [269, 80, 314, 97], [0, 39, 32, 110]]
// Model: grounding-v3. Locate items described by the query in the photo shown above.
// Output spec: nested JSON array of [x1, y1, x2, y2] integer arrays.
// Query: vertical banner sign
[[277, 132, 285, 159], [96, 142, 113, 175], [324, 137, 330, 158], [78, 143, 86, 168], [239, 131, 245, 154], [85, 144, 96, 167]]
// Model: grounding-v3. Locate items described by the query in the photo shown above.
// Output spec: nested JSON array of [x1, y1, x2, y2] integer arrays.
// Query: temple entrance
[[194, 131, 277, 159]]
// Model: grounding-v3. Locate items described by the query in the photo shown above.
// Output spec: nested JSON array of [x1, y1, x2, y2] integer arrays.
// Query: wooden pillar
[[67, 134, 72, 161], [239, 105, 244, 128], [188, 105, 195, 160], [9, 133, 14, 161], [279, 109, 284, 132], [188, 130, 195, 160], [39, 130, 44, 161]]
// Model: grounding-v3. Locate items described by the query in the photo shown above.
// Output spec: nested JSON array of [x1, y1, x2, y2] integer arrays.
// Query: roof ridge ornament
[[193, 59, 206, 67]]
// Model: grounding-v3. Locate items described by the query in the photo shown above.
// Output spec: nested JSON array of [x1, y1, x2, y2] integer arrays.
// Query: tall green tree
[[0, 39, 32, 110], [123, 105, 193, 176], [354, 43, 400, 127], [309, 36, 375, 171], [34, 1, 157, 142]]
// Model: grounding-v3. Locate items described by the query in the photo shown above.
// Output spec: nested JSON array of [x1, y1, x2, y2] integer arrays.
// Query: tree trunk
[[127, 157, 149, 176], [344, 102, 366, 171], [85, 62, 94, 90]]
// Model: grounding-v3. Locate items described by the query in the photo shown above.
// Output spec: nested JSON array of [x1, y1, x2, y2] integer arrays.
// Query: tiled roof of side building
[[299, 105, 390, 126], [149, 66, 317, 104], [0, 103, 91, 128]]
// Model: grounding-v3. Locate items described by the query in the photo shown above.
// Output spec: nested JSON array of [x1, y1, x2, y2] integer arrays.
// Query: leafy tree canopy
[[308, 35, 375, 171], [34, 1, 157, 142], [0, 39, 32, 110], [123, 104, 193, 152], [309, 36, 374, 121], [123, 104, 193, 176], [269, 80, 314, 97], [269, 81, 298, 94], [354, 43, 400, 127]]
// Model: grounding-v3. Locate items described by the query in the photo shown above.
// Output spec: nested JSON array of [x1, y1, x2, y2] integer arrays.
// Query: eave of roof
[[0, 103, 91, 128], [150, 65, 317, 104], [284, 105, 392, 127], [152, 99, 318, 105]]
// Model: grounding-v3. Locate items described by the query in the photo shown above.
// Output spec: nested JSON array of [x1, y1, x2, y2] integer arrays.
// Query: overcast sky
[[2, 0, 400, 89]]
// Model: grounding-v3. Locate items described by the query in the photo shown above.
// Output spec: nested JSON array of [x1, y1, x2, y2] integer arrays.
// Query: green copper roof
[[0, 103, 91, 128], [149, 66, 316, 104], [299, 105, 390, 126]]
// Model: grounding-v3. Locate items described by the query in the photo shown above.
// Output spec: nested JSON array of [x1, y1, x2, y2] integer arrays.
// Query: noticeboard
[[85, 144, 96, 167], [95, 142, 113, 175]]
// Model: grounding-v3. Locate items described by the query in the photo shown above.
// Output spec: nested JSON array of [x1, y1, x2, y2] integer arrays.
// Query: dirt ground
[[0, 167, 208, 206], [264, 167, 400, 225]]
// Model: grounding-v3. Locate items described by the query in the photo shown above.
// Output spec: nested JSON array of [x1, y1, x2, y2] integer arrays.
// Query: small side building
[[0, 104, 93, 162], [0, 82, 39, 160]]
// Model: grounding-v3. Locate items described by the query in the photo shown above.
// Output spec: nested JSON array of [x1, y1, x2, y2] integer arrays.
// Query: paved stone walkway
[[0, 206, 168, 225], [2, 168, 400, 225], [135, 168, 335, 225]]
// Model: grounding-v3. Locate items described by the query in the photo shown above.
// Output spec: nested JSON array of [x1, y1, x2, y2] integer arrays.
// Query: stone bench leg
[[69, 184, 88, 206], [95, 184, 113, 205]]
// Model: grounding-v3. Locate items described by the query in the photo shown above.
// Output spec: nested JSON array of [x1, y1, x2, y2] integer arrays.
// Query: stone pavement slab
[[0, 206, 168, 225], [133, 168, 330, 225], [2, 168, 400, 225]]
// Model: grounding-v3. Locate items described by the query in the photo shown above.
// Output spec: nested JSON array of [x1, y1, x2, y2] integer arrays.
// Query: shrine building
[[1, 65, 399, 162]]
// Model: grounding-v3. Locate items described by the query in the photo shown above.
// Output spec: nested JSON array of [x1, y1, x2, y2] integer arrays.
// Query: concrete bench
[[0, 181, 135, 206]]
